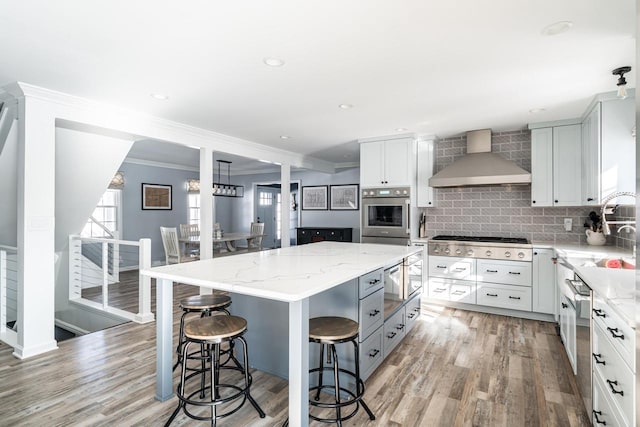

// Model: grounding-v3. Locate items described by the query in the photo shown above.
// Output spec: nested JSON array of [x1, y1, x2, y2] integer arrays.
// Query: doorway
[[254, 181, 300, 249]]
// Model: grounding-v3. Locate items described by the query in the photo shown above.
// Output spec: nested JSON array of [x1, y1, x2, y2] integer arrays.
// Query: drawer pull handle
[[452, 290, 465, 295], [606, 379, 624, 396], [606, 327, 624, 340], [508, 296, 521, 300], [369, 309, 380, 317], [486, 293, 498, 297], [368, 349, 380, 358], [593, 308, 607, 318], [434, 288, 447, 293], [436, 265, 447, 269], [592, 410, 606, 425], [453, 267, 467, 271], [386, 332, 397, 339], [592, 353, 606, 365], [561, 302, 568, 309], [396, 324, 405, 331], [508, 271, 521, 275], [368, 279, 381, 285], [413, 307, 420, 312], [486, 269, 498, 273], [407, 313, 416, 319]]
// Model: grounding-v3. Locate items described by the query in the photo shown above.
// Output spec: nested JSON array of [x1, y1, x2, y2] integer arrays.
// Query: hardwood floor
[[0, 289, 590, 426]]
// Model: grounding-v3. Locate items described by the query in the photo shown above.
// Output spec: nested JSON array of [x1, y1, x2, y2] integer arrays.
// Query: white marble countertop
[[141, 241, 421, 302], [552, 246, 636, 328]]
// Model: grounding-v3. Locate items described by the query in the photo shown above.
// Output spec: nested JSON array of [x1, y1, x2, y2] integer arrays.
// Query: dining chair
[[247, 222, 265, 251], [213, 222, 227, 253], [161, 226, 197, 264], [180, 224, 200, 256]]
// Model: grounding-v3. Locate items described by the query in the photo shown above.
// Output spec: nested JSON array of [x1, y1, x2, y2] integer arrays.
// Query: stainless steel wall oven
[[361, 187, 410, 245]]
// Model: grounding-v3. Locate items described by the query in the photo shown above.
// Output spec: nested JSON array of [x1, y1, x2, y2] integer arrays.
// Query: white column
[[135, 238, 154, 323], [14, 94, 58, 358], [199, 148, 213, 295], [280, 163, 291, 248]]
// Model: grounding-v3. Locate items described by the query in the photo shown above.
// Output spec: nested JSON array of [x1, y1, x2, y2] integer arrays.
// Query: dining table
[[179, 232, 264, 253], [141, 241, 421, 426]]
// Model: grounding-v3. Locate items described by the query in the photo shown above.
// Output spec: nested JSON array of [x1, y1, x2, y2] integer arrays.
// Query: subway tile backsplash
[[419, 130, 635, 247]]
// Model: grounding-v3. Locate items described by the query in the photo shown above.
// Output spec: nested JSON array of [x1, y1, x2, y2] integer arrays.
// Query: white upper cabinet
[[416, 139, 436, 207], [360, 137, 415, 187], [582, 97, 635, 205], [530, 124, 582, 206]]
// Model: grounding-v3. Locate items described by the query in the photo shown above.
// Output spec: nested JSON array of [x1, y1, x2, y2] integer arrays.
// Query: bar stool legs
[[165, 316, 265, 427]]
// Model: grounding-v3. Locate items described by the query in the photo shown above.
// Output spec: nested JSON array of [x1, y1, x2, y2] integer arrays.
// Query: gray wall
[[420, 130, 634, 246], [119, 163, 197, 265], [228, 167, 361, 242]]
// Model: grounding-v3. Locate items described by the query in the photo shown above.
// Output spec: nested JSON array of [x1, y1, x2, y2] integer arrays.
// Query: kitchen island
[[141, 241, 421, 427]]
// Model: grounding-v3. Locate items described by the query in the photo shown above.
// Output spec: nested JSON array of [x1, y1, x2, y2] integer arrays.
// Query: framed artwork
[[301, 185, 328, 210], [330, 184, 359, 210], [142, 183, 172, 210]]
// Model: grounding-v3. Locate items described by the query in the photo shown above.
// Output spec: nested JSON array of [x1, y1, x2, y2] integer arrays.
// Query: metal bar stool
[[284, 316, 376, 426], [174, 294, 232, 371], [165, 315, 266, 426]]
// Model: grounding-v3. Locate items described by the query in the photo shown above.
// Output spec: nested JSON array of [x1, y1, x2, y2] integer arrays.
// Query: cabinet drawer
[[359, 288, 384, 340], [476, 283, 532, 312], [359, 268, 384, 298], [450, 281, 476, 304], [427, 278, 450, 301], [476, 259, 532, 287], [593, 371, 627, 427], [359, 326, 383, 381], [593, 295, 635, 372], [404, 293, 421, 333], [383, 308, 405, 356], [429, 256, 475, 280], [593, 322, 635, 426]]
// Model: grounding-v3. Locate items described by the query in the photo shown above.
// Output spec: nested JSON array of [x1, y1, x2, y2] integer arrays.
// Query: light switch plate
[[563, 218, 572, 231]]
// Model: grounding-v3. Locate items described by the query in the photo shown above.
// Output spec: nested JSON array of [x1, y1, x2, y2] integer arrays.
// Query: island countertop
[[141, 241, 422, 302]]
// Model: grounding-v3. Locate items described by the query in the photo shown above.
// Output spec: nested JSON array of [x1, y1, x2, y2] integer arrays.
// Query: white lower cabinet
[[532, 248, 555, 315], [593, 320, 635, 426], [428, 278, 476, 304], [476, 283, 532, 312], [558, 293, 576, 374], [593, 372, 626, 427], [404, 293, 421, 333]]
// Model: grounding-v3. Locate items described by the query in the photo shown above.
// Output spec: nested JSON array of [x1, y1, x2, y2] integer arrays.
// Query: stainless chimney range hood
[[428, 129, 531, 187]]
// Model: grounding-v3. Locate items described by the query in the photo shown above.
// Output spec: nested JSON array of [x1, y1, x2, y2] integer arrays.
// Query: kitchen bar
[[141, 241, 422, 426]]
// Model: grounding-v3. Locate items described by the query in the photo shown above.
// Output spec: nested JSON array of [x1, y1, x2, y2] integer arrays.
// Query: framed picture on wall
[[330, 184, 359, 210], [301, 185, 328, 210], [142, 183, 172, 210]]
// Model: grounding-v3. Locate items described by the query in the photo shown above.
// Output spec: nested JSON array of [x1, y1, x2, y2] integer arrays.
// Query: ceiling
[[0, 1, 635, 166]]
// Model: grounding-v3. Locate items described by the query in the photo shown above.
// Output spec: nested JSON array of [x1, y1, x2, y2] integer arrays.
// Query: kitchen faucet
[[600, 191, 636, 235]]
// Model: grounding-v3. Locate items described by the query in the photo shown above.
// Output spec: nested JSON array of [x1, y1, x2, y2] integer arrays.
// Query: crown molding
[[7, 82, 337, 174]]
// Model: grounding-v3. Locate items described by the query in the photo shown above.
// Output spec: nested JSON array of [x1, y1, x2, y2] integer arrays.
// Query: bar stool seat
[[174, 294, 232, 371], [284, 316, 375, 426], [165, 315, 265, 426]]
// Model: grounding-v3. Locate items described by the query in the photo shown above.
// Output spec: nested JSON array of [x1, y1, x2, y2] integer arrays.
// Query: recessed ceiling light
[[263, 57, 285, 67], [150, 93, 169, 100], [541, 21, 573, 36], [280, 135, 290, 140], [338, 104, 353, 109], [396, 128, 407, 132], [529, 108, 546, 114]]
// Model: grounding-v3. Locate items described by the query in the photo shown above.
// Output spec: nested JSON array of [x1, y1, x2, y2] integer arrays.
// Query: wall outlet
[[563, 218, 572, 231]]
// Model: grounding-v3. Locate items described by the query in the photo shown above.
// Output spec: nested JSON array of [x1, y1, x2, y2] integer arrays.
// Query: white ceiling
[[0, 1, 635, 165]]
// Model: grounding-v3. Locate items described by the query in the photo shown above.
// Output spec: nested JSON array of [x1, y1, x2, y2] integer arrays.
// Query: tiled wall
[[420, 130, 634, 247]]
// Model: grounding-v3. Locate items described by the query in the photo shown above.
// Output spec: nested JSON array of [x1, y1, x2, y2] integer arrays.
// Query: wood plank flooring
[[0, 287, 590, 426]]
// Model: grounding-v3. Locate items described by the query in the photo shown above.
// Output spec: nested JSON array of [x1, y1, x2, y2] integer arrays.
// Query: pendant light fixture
[[612, 66, 632, 99], [213, 160, 244, 197]]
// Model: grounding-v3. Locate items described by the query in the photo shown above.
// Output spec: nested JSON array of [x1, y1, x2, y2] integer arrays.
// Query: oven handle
[[405, 199, 411, 235]]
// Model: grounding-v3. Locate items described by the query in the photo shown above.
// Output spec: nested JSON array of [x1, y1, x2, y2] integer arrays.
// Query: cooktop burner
[[428, 235, 532, 261], [431, 235, 530, 244]]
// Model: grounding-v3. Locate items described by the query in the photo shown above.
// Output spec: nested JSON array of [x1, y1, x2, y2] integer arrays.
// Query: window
[[259, 191, 273, 206], [188, 194, 200, 226], [81, 189, 121, 238], [276, 193, 282, 240]]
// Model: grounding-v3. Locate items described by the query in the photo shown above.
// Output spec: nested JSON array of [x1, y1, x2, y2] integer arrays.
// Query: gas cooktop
[[431, 235, 530, 245], [428, 235, 532, 261]]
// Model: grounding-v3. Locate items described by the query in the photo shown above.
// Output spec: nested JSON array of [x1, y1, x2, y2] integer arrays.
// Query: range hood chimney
[[428, 129, 531, 187]]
